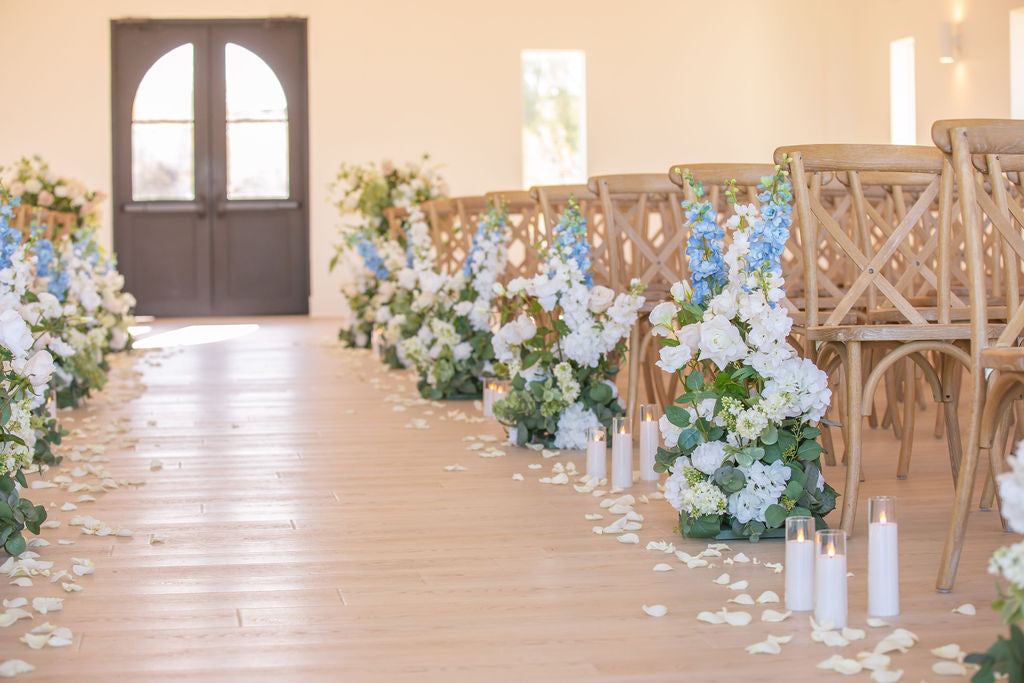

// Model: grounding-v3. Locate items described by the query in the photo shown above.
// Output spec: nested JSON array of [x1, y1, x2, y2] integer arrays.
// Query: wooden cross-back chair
[[773, 143, 996, 538], [588, 174, 687, 417], [932, 118, 1024, 591], [11, 205, 77, 241], [530, 184, 609, 286], [485, 190, 542, 280], [421, 196, 487, 275], [383, 206, 410, 244]]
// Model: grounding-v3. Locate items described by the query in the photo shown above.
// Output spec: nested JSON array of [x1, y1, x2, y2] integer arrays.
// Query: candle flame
[[827, 542, 836, 557], [797, 528, 805, 542], [619, 426, 626, 434], [879, 510, 887, 524]]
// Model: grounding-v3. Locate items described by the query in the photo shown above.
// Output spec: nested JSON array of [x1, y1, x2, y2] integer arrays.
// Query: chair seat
[[981, 347, 1024, 373], [807, 323, 1004, 342]]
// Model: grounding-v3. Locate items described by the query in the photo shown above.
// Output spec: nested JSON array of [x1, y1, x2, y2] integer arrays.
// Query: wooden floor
[[0, 317, 1012, 681]]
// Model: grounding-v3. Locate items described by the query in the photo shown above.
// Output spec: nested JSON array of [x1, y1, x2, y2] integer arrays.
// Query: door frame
[[110, 17, 310, 316]]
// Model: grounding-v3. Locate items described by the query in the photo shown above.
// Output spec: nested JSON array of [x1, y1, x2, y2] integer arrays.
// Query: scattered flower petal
[[0, 659, 34, 677], [952, 603, 976, 616], [931, 644, 965, 660], [642, 604, 667, 617], [761, 609, 791, 623], [617, 533, 639, 545], [931, 661, 967, 676], [756, 591, 780, 604], [653, 563, 673, 572]]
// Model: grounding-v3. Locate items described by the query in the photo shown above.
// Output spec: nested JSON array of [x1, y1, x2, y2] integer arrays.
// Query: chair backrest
[[530, 184, 608, 285], [485, 190, 542, 279], [11, 204, 78, 241], [383, 206, 409, 244], [773, 144, 955, 332], [588, 173, 686, 303], [934, 119, 1024, 349], [422, 197, 482, 274]]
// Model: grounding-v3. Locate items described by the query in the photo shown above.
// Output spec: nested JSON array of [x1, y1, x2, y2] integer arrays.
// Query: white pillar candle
[[785, 516, 815, 611], [868, 496, 900, 617], [482, 379, 495, 418], [490, 381, 508, 420], [638, 404, 659, 482], [611, 417, 633, 489], [814, 530, 847, 629], [586, 427, 607, 480]]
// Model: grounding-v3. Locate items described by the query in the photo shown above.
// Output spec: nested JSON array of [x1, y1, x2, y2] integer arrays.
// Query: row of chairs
[[9, 204, 78, 240], [381, 118, 1024, 592]]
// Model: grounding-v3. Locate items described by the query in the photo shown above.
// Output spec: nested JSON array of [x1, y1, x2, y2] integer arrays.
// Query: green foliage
[[967, 624, 1024, 683], [0, 473, 46, 556]]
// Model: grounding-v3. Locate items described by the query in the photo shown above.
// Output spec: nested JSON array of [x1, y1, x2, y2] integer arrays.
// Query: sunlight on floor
[[132, 324, 260, 349]]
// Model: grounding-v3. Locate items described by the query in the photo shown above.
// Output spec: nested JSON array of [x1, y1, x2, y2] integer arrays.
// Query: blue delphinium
[[356, 238, 389, 279], [745, 171, 794, 277], [682, 180, 727, 305], [463, 206, 505, 278], [549, 198, 593, 287], [0, 197, 22, 270], [33, 237, 70, 301]]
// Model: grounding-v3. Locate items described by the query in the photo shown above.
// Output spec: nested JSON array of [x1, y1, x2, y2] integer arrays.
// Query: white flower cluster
[[0, 303, 55, 476], [990, 540, 1024, 590], [999, 446, 1024, 535], [553, 401, 603, 450], [651, 205, 830, 432]]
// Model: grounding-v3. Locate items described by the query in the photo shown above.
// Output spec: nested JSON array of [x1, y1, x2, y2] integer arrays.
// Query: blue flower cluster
[[33, 238, 70, 301], [356, 238, 389, 279], [550, 199, 593, 288], [683, 199, 727, 305], [463, 206, 505, 277], [0, 198, 22, 270], [746, 174, 794, 277]]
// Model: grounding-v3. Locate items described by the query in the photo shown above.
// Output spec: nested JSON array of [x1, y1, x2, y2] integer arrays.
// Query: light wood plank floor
[[0, 317, 1012, 681]]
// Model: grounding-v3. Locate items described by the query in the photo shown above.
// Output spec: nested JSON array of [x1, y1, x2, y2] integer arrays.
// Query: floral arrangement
[[653, 163, 837, 541], [398, 205, 510, 398], [328, 156, 447, 348], [1, 156, 105, 228], [0, 194, 50, 555], [492, 199, 645, 449], [968, 444, 1024, 680]]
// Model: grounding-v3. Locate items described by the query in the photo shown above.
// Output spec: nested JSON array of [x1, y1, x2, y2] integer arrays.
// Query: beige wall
[[0, 0, 1015, 315]]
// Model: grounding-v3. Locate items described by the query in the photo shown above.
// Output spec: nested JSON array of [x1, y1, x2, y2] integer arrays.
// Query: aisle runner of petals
[[326, 342, 981, 681], [0, 348, 172, 678]]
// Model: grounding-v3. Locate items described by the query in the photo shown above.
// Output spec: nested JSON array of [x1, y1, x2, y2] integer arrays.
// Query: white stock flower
[[659, 413, 683, 447], [648, 301, 679, 335], [0, 309, 33, 359]]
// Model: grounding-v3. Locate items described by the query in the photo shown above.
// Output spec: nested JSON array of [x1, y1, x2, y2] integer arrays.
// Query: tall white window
[[1011, 8, 1024, 118], [889, 37, 916, 145], [521, 50, 586, 188]]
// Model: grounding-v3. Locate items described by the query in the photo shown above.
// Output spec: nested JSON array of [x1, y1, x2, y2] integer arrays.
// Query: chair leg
[[941, 356, 964, 484], [981, 409, 1013, 512], [936, 367, 988, 593], [626, 326, 640, 419], [884, 367, 902, 439], [840, 341, 863, 537], [896, 359, 916, 479]]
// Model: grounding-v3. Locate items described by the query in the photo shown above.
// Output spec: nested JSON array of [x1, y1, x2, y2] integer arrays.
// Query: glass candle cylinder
[[785, 516, 815, 611], [814, 529, 848, 628], [611, 416, 633, 489], [491, 380, 509, 419], [482, 377, 497, 418], [638, 404, 659, 481], [370, 326, 383, 357], [586, 426, 607, 480], [868, 496, 899, 616]]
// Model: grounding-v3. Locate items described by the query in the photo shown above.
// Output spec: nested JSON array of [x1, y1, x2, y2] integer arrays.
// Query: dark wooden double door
[[112, 19, 309, 316]]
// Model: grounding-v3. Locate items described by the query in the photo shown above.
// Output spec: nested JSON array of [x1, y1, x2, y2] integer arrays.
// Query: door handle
[[215, 200, 301, 213], [122, 201, 206, 216]]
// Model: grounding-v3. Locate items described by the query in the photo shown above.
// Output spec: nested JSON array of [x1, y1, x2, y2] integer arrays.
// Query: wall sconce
[[940, 21, 961, 63]]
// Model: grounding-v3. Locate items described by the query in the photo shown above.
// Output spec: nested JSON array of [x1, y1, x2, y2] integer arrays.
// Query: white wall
[[1, 0, 1015, 316]]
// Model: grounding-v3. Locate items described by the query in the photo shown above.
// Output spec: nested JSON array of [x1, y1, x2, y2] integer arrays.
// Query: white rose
[[54, 185, 68, 198], [659, 414, 683, 448], [24, 178, 42, 194], [13, 349, 55, 395], [648, 301, 679, 331], [697, 315, 747, 370], [514, 314, 537, 342], [0, 309, 33, 358], [656, 344, 692, 373], [690, 440, 729, 475], [588, 285, 615, 314]]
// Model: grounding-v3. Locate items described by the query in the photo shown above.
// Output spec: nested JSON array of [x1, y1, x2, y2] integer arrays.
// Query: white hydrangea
[[679, 480, 728, 518], [553, 402, 602, 450], [690, 440, 729, 475]]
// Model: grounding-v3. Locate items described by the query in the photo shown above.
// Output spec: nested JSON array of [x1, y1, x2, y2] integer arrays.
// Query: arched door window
[[131, 44, 196, 201], [225, 43, 289, 199]]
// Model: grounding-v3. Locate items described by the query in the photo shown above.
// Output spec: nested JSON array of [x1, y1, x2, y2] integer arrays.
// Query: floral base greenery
[[0, 472, 46, 556]]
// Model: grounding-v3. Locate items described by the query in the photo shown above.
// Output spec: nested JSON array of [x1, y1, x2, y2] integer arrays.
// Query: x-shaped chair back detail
[[485, 191, 542, 281], [11, 204, 77, 241], [530, 184, 608, 286]]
